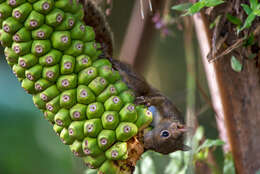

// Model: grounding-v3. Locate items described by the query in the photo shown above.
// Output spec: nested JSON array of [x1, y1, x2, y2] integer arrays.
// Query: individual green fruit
[[60, 128, 74, 145], [86, 102, 104, 119], [0, 3, 12, 21], [76, 85, 96, 104], [2, 17, 22, 33], [18, 54, 38, 68], [24, 11, 44, 30], [83, 154, 106, 169], [60, 89, 76, 108], [46, 95, 60, 113], [33, 93, 46, 109], [60, 55, 75, 74], [83, 42, 100, 58], [32, 24, 53, 40], [4, 47, 18, 64], [12, 3, 32, 22], [99, 160, 119, 174], [55, 13, 75, 30], [135, 106, 153, 130], [119, 103, 137, 122], [105, 142, 128, 160], [83, 119, 102, 137], [39, 49, 62, 66], [54, 108, 71, 127], [43, 110, 55, 123], [101, 111, 119, 130], [13, 27, 32, 42], [78, 67, 98, 85], [70, 103, 86, 121], [12, 64, 25, 78], [97, 130, 116, 151], [83, 26, 95, 42], [104, 96, 124, 112], [25, 64, 42, 81], [57, 74, 77, 91], [75, 55, 92, 73], [12, 41, 32, 56], [46, 8, 64, 27], [97, 85, 118, 103], [116, 122, 138, 141], [119, 89, 135, 103], [0, 29, 12, 47], [114, 80, 128, 93], [31, 40, 51, 56], [70, 140, 84, 157], [98, 65, 120, 83], [64, 40, 84, 56], [33, 0, 54, 14], [42, 64, 59, 82], [82, 137, 102, 156], [70, 21, 86, 40], [7, 0, 26, 7], [68, 121, 84, 140], [40, 85, 60, 102], [21, 78, 35, 94], [55, 0, 80, 13], [88, 77, 108, 96], [53, 124, 63, 135], [34, 78, 52, 92], [51, 31, 71, 50], [92, 59, 111, 68]]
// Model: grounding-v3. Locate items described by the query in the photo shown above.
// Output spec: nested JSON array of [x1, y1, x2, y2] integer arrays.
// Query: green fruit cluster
[[0, 0, 153, 173]]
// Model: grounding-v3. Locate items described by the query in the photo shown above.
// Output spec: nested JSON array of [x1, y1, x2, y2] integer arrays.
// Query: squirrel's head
[[143, 119, 191, 154]]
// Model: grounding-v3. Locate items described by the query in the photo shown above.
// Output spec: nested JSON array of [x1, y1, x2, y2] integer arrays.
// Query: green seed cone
[[119, 103, 137, 122], [32, 24, 53, 40], [116, 122, 138, 141], [60, 89, 76, 108], [78, 66, 98, 85], [70, 139, 84, 157], [12, 3, 32, 22], [68, 121, 84, 140], [76, 85, 96, 104], [135, 106, 153, 130], [101, 111, 119, 130], [83, 154, 106, 169], [83, 119, 102, 137], [54, 108, 71, 127], [82, 137, 103, 156], [105, 142, 128, 160], [60, 55, 75, 74], [75, 55, 92, 73], [60, 128, 74, 145], [86, 102, 104, 119], [70, 103, 86, 121], [97, 130, 116, 151]]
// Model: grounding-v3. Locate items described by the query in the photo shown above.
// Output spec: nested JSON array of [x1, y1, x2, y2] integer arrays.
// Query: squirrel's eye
[[160, 130, 170, 138]]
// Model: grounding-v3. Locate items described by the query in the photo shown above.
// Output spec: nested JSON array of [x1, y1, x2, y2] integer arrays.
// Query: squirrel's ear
[[81, 0, 114, 58]]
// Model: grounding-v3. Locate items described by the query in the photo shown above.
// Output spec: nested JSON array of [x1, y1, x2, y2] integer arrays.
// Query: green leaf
[[250, 0, 258, 9], [248, 53, 257, 59], [241, 4, 252, 15], [171, 3, 192, 11], [223, 153, 236, 174], [231, 56, 243, 72], [243, 33, 255, 46], [140, 155, 156, 174], [187, 1, 204, 15], [254, 9, 260, 16], [241, 13, 256, 31], [204, 0, 224, 7], [226, 14, 242, 26], [196, 139, 225, 153]]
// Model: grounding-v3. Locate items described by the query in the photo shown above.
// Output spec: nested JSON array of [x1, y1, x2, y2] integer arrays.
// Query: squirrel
[[81, 0, 190, 154]]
